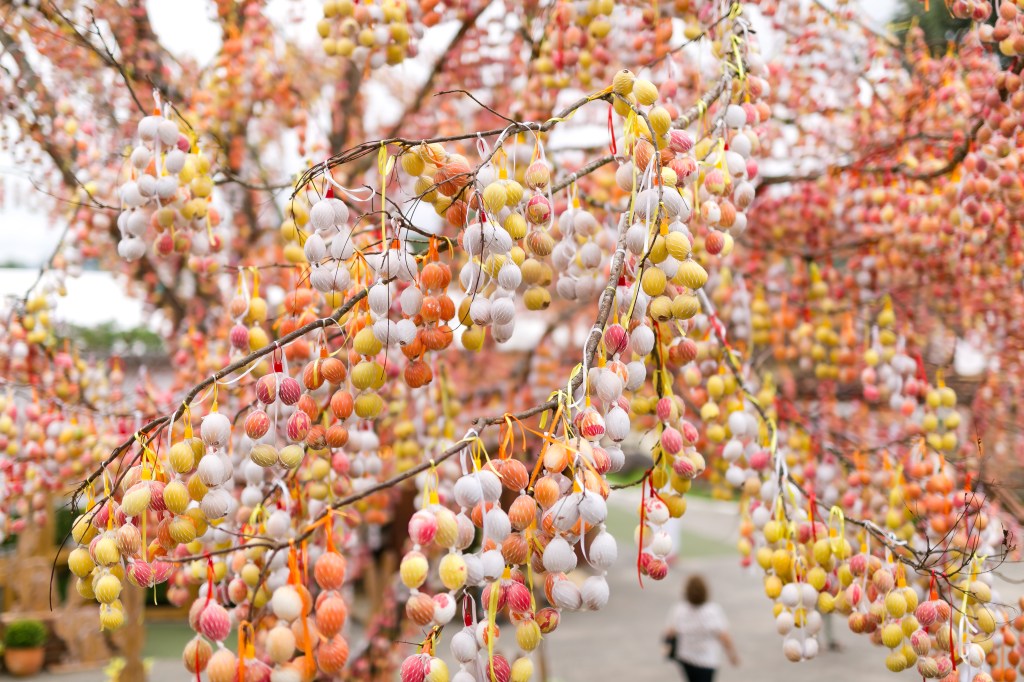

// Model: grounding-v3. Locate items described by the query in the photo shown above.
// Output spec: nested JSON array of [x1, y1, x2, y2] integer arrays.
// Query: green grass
[[604, 505, 732, 558], [140, 621, 232, 658]]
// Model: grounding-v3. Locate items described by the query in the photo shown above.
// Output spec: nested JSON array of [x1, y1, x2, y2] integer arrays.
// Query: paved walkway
[[541, 492, 884, 682], [4, 493, 1022, 681]]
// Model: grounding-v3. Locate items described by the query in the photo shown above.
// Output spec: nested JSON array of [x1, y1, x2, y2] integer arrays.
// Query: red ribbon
[[637, 474, 648, 588], [607, 103, 617, 156], [809, 491, 817, 542], [204, 555, 214, 607], [949, 614, 956, 671], [913, 351, 927, 384]]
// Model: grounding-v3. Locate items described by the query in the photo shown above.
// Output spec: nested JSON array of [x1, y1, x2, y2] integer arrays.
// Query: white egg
[[157, 119, 181, 146], [775, 610, 795, 635], [201, 412, 232, 448], [164, 149, 187, 175], [270, 585, 303, 622], [780, 582, 800, 608], [310, 200, 336, 232], [551, 579, 582, 611], [480, 549, 504, 581], [542, 536, 578, 574], [399, 286, 423, 316], [581, 575, 610, 610], [477, 469, 502, 502], [303, 233, 326, 263]]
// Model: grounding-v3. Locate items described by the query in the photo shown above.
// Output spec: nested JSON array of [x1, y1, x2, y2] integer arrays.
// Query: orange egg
[[533, 476, 560, 509]]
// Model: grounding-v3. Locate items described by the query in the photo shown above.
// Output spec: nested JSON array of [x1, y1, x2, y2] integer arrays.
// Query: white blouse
[[666, 601, 728, 669]]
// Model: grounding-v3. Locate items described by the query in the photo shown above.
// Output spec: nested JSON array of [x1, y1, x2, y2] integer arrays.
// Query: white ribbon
[[323, 172, 375, 202]]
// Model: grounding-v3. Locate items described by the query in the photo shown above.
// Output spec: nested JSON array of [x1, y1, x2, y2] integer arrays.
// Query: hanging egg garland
[[116, 97, 223, 264], [2, 1, 1017, 680]]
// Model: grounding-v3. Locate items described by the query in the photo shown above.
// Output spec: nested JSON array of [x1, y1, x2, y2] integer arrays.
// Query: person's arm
[[718, 631, 740, 666], [709, 604, 739, 666]]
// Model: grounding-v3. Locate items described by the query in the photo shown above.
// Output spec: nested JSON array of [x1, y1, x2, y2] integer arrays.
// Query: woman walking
[[664, 575, 740, 682]]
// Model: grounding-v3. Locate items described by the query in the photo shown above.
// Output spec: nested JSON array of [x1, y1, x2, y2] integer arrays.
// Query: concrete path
[[540, 492, 890, 682]]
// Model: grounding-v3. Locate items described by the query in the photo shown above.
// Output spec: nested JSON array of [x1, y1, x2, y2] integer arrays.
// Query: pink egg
[[408, 509, 438, 546]]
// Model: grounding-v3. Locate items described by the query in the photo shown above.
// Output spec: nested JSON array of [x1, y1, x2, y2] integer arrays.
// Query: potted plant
[[3, 619, 47, 676]]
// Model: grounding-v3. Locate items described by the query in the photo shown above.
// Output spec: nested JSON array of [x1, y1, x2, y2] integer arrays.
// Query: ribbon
[[421, 460, 440, 509], [637, 473, 650, 588], [204, 555, 215, 607], [500, 414, 528, 459], [808, 491, 817, 542], [524, 524, 538, 612], [323, 172, 375, 203], [486, 569, 507, 682], [828, 506, 845, 554], [607, 103, 617, 155], [236, 621, 254, 682], [288, 542, 316, 678], [377, 143, 395, 243]]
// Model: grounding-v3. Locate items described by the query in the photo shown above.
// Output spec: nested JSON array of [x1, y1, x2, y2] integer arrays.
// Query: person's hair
[[684, 575, 708, 606]]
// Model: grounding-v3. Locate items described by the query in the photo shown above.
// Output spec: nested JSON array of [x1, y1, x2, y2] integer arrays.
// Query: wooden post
[[537, 637, 550, 682], [119, 585, 146, 682]]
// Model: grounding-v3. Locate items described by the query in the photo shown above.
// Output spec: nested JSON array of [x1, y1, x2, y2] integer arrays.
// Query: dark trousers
[[677, 661, 716, 682]]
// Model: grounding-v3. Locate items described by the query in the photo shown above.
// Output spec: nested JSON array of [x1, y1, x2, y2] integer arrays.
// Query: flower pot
[[3, 647, 45, 676]]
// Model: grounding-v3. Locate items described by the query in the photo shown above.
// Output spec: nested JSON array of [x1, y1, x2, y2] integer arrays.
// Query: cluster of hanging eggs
[[607, 72, 709, 321], [65, 487, 179, 632], [304, 188, 356, 296], [549, 193, 609, 304], [180, 520, 355, 681], [0, 397, 77, 538], [394, 436, 618, 682], [530, 0, 618, 90], [527, 0, 680, 111], [467, 158, 545, 341], [318, 0, 424, 67], [365, 255, 458, 386], [115, 109, 222, 267], [737, 490, 834, 662], [401, 141, 542, 346]]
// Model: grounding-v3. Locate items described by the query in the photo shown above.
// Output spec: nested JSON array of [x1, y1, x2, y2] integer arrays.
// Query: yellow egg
[[353, 328, 383, 357], [807, 566, 827, 591], [169, 516, 197, 544], [633, 79, 659, 105], [354, 393, 384, 419], [169, 441, 196, 473], [438, 553, 467, 591], [641, 267, 667, 296], [771, 549, 792, 577], [400, 551, 429, 589], [884, 590, 907, 618], [611, 69, 635, 96], [515, 619, 541, 652], [68, 547, 95, 578], [71, 514, 98, 544], [94, 573, 123, 604], [100, 603, 125, 630], [648, 106, 671, 136], [94, 537, 120, 566], [881, 623, 904, 649], [674, 259, 708, 290]]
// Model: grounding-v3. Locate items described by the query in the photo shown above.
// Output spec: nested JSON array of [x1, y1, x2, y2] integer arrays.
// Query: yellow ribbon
[[828, 506, 845, 554], [377, 142, 395, 242]]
